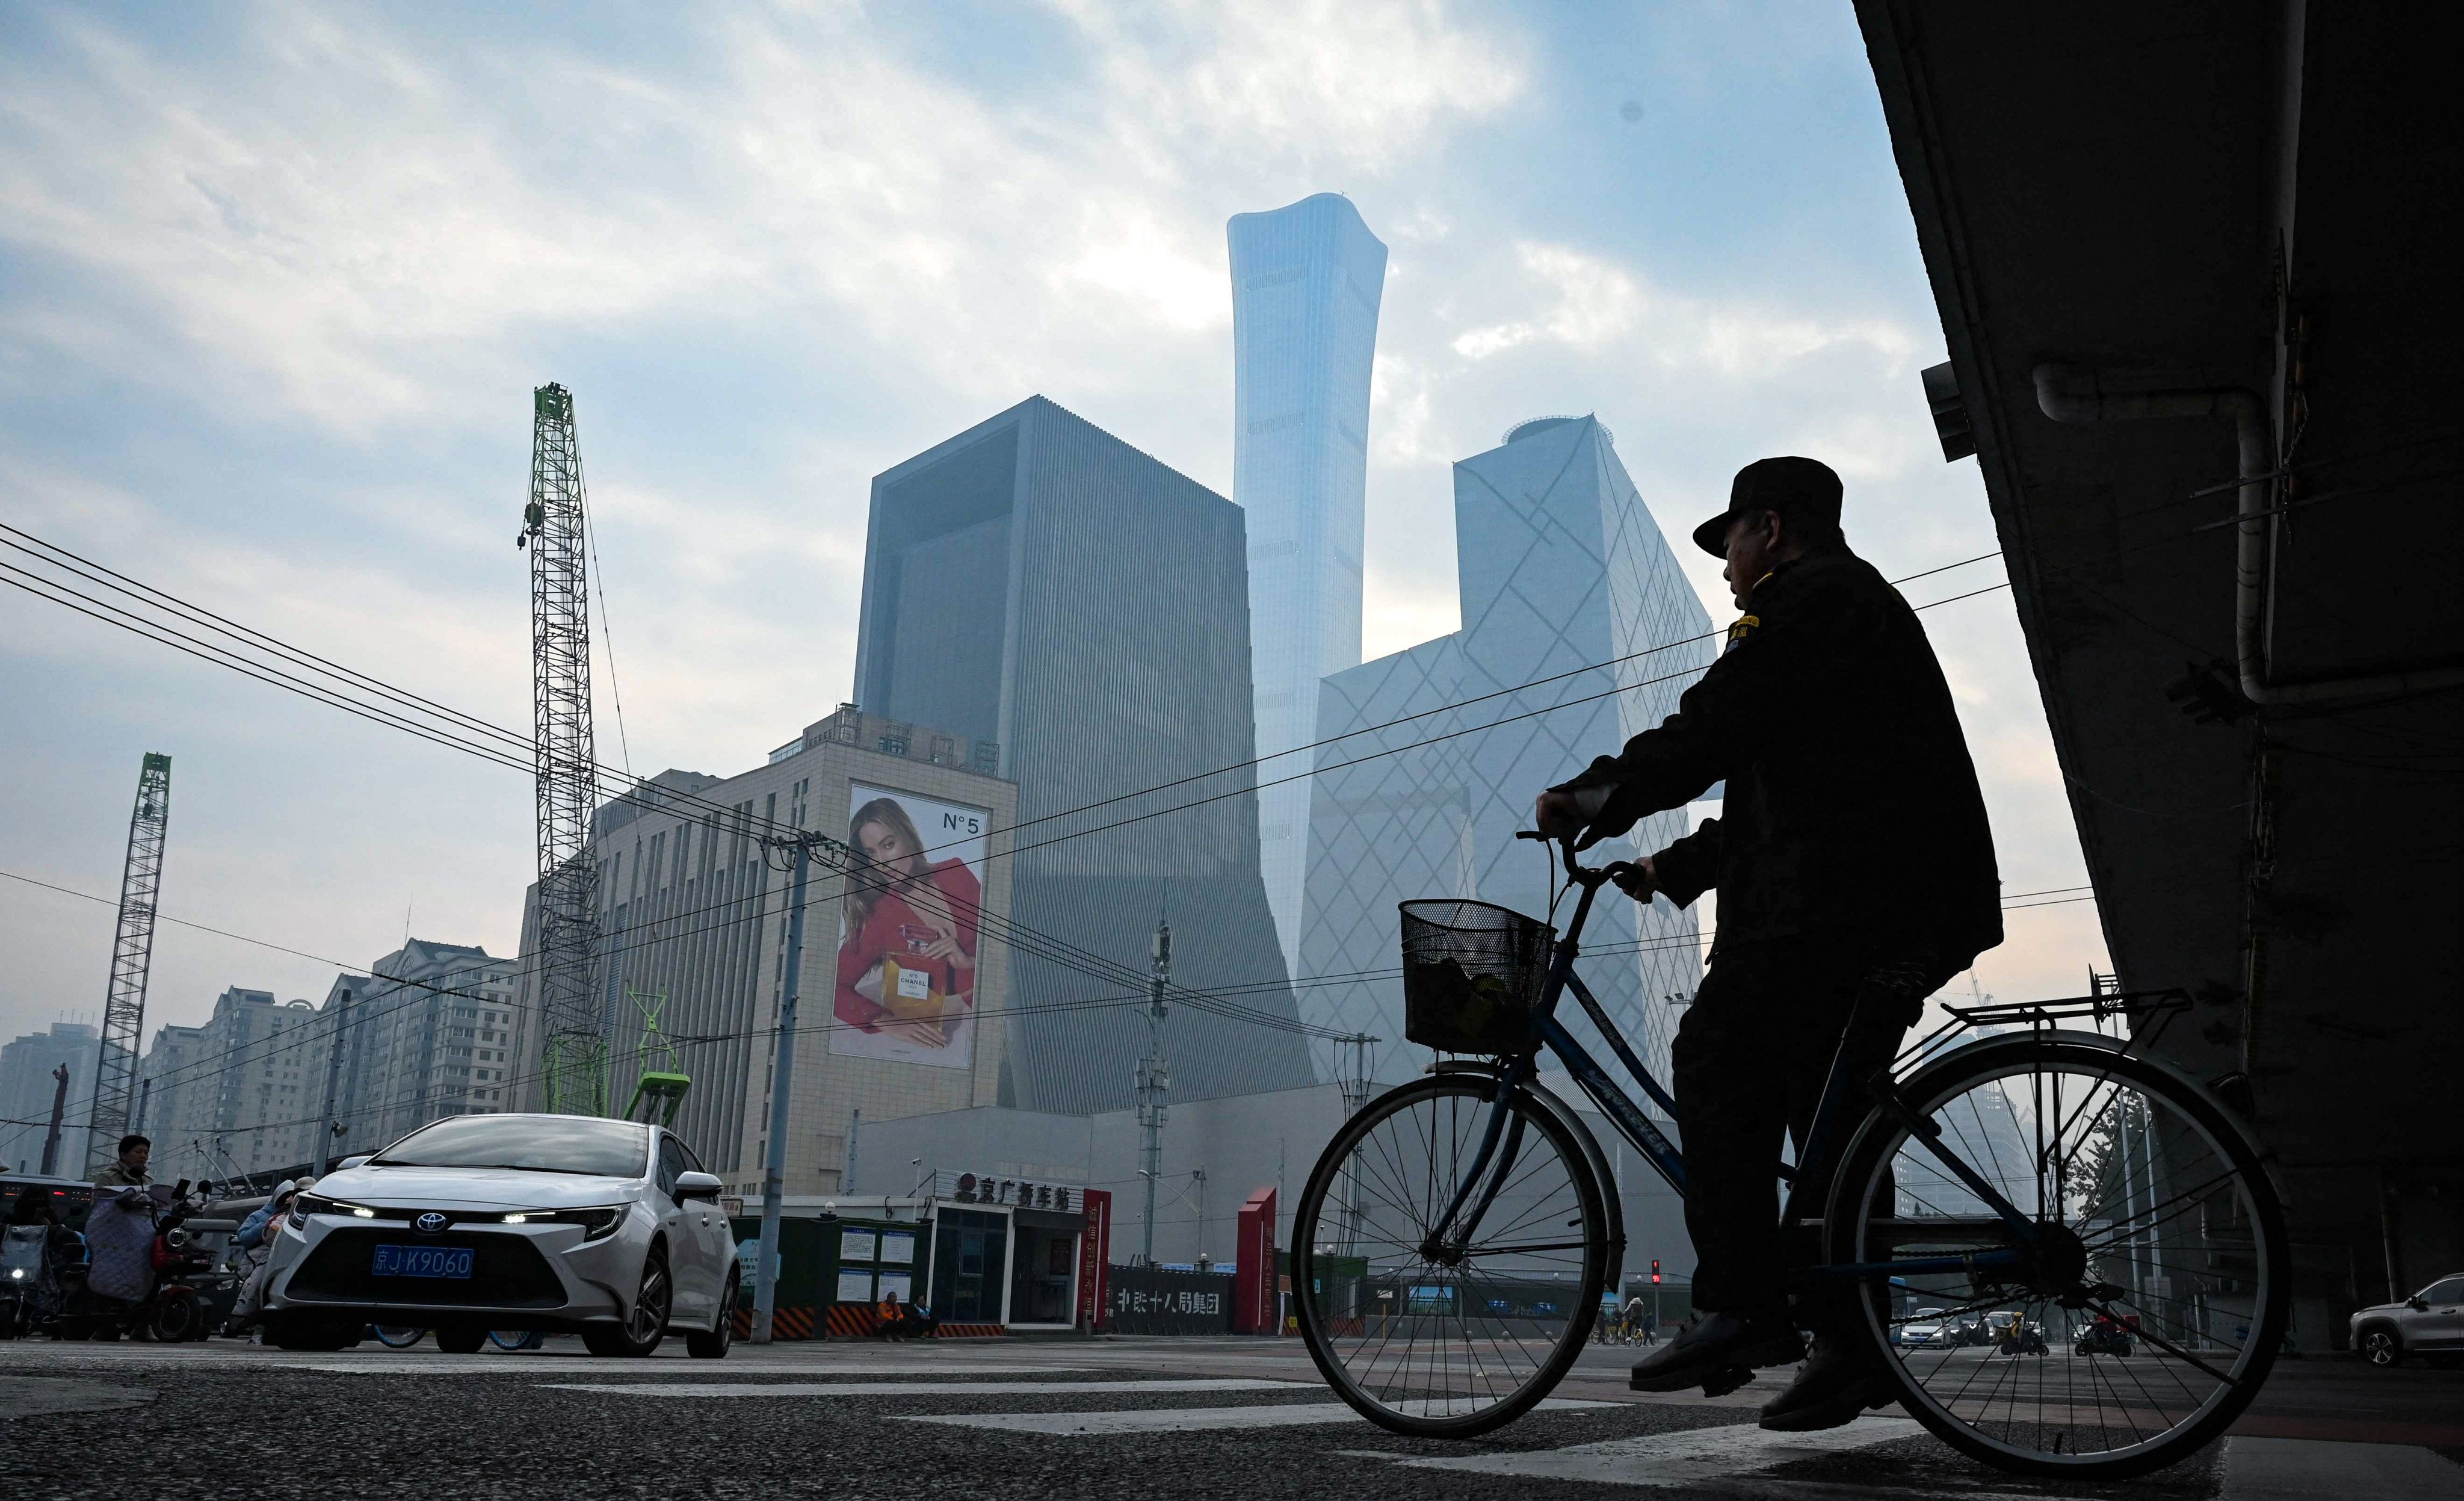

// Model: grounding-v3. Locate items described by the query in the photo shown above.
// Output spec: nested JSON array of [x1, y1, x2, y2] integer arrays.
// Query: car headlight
[[560, 1206, 626, 1240], [499, 1206, 625, 1240], [290, 1193, 384, 1227]]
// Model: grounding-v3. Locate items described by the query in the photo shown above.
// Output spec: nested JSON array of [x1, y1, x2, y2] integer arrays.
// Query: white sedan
[[262, 1113, 736, 1357]]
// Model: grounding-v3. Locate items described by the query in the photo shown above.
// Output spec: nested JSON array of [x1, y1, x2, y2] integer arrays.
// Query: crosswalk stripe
[[1395, 1414, 1924, 1484], [546, 1379, 1312, 1397], [2220, 1437, 2463, 1501], [304, 1360, 1081, 1376], [895, 1398, 1616, 1435]]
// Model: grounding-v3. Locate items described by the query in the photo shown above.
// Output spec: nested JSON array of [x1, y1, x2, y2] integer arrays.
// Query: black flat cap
[[1690, 456, 1843, 556]]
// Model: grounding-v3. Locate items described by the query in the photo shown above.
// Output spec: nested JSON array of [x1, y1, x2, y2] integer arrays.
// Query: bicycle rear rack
[[1898, 986, 2191, 1075]]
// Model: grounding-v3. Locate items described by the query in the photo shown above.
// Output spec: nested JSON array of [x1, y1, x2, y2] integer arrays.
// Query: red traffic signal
[[1650, 1258, 1661, 1284]]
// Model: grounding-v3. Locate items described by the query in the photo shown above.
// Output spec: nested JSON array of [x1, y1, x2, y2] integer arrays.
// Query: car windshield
[[371, 1116, 647, 1177]]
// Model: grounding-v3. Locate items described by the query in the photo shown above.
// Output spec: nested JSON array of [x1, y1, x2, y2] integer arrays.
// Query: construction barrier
[[820, 1303, 1003, 1339], [730, 1305, 817, 1339]]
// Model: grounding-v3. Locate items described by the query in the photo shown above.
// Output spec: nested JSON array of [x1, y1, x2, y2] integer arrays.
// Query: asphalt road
[[2, 1335, 2456, 1500]]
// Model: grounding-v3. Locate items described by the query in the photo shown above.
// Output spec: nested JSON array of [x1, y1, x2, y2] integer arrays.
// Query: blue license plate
[[371, 1245, 474, 1280]]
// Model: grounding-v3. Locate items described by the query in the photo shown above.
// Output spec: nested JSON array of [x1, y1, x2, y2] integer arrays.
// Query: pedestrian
[[1535, 456, 1999, 1432], [91, 1133, 152, 1189], [226, 1177, 312, 1339], [82, 1134, 160, 1325], [235, 1179, 299, 1256], [1643, 1308, 1658, 1346]]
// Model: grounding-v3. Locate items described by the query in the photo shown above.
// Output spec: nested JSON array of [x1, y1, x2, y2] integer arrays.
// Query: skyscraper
[[854, 396, 1313, 1115], [1298, 416, 1716, 1091], [1229, 194, 1388, 973], [0, 1021, 107, 1174]]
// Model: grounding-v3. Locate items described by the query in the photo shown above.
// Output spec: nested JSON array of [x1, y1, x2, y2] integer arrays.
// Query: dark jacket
[[1554, 550, 2001, 968]]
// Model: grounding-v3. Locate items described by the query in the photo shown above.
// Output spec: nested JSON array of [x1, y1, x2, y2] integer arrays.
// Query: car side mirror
[[675, 1171, 723, 1202], [335, 1155, 371, 1172], [2407, 1296, 2428, 1311]]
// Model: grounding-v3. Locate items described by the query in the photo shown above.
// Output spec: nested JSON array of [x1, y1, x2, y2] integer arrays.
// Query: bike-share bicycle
[[1291, 834, 2289, 1479]]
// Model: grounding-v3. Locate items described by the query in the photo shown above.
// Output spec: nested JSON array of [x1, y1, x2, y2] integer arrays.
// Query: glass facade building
[[1297, 416, 1717, 1093], [1227, 194, 1388, 973], [854, 396, 1314, 1116]]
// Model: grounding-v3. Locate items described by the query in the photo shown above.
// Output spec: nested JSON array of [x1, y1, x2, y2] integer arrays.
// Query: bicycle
[[1291, 834, 2289, 1479]]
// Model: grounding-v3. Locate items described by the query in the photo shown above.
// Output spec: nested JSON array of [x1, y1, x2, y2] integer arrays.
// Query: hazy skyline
[[0, 1, 2106, 1053]]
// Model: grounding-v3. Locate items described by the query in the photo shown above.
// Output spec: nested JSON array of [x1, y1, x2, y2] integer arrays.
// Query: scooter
[[2073, 1313, 2137, 1358], [82, 1181, 228, 1342]]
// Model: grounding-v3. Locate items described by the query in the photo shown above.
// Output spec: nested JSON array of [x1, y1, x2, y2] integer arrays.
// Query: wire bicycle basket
[[1398, 899, 1554, 1053]]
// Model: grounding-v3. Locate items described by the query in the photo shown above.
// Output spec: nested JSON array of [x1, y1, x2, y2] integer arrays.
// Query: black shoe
[[1758, 1336, 1898, 1431], [1630, 1311, 1805, 1393]]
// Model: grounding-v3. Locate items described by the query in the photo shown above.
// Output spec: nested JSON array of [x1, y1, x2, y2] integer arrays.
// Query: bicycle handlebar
[[1516, 829, 1646, 895]]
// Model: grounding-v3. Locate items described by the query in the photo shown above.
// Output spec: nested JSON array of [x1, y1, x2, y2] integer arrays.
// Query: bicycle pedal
[[1699, 1365, 1755, 1398]]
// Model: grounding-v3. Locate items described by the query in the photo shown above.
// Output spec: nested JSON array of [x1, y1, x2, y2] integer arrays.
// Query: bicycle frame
[[1440, 838, 2073, 1289]]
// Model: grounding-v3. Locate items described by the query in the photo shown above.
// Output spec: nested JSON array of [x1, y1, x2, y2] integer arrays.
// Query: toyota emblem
[[414, 1212, 449, 1235]]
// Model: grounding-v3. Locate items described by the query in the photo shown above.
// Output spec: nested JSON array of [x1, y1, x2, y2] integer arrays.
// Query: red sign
[[1234, 1186, 1277, 1335], [1077, 1189, 1112, 1332]]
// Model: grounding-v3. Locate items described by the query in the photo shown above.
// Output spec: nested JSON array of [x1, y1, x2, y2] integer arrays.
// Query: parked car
[[260, 1113, 736, 1358], [2350, 1274, 2464, 1369], [1896, 1307, 1948, 1348]]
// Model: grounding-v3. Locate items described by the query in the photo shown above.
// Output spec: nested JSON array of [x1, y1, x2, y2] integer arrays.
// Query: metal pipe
[[2033, 364, 2464, 705]]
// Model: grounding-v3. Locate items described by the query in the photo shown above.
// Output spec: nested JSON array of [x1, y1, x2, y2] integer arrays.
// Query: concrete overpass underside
[[1857, 1, 2462, 1344]]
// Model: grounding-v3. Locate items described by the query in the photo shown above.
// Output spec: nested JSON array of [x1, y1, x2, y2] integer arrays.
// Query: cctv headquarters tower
[[1228, 194, 1388, 974], [1298, 416, 1716, 1092]]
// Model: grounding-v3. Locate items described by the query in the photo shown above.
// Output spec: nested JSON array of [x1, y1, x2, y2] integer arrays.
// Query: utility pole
[[87, 752, 171, 1171], [38, 1064, 69, 1176], [1136, 910, 1171, 1266], [133, 1079, 150, 1134], [751, 828, 849, 1342], [519, 382, 605, 1118], [314, 985, 354, 1177]]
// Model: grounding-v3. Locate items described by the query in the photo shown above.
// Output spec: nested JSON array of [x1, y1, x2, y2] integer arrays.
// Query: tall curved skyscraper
[[1229, 193, 1388, 973]]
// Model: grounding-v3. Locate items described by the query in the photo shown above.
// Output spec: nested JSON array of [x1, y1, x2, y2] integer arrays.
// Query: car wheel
[[687, 1270, 737, 1359], [582, 1246, 670, 1358], [2359, 1325, 2404, 1368], [434, 1324, 487, 1354]]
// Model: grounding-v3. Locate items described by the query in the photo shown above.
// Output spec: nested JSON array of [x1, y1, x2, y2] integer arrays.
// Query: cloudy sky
[[0, 0, 2105, 1052]]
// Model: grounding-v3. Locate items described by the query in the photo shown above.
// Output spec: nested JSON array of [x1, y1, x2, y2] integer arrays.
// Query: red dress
[[835, 859, 982, 1033]]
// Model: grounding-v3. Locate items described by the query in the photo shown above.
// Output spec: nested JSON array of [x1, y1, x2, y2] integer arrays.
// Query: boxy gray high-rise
[[854, 397, 1313, 1115]]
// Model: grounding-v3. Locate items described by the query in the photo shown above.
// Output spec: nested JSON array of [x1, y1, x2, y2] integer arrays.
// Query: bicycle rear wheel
[[1829, 1033, 2288, 1479], [1292, 1073, 1611, 1439]]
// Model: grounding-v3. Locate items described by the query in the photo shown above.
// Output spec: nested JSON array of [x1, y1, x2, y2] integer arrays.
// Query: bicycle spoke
[[1852, 1042, 2283, 1473], [1296, 1077, 1603, 1435]]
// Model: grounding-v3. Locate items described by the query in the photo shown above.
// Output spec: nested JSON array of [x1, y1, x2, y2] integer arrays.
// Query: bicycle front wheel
[[1292, 1073, 1611, 1439], [1830, 1033, 2289, 1479]]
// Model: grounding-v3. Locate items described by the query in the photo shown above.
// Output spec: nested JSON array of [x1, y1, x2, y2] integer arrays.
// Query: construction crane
[[518, 383, 605, 1117], [87, 752, 170, 1171], [623, 986, 690, 1128]]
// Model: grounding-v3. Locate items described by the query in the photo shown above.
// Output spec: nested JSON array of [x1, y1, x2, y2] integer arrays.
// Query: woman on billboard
[[836, 795, 981, 1053]]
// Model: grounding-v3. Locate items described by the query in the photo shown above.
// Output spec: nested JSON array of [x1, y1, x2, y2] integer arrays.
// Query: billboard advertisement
[[832, 783, 989, 1069]]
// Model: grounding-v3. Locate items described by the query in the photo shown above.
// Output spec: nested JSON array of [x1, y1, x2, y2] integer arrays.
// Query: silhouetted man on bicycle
[[1534, 456, 2001, 1432]]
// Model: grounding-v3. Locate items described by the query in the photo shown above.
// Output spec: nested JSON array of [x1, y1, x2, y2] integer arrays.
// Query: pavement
[[1, 1335, 2455, 1499]]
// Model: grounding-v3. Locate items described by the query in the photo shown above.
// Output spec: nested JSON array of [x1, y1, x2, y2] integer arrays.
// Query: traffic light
[[1650, 1258, 1661, 1284]]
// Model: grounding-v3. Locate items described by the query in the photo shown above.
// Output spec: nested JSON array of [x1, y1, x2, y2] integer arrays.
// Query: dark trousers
[[1673, 940, 1922, 1328]]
